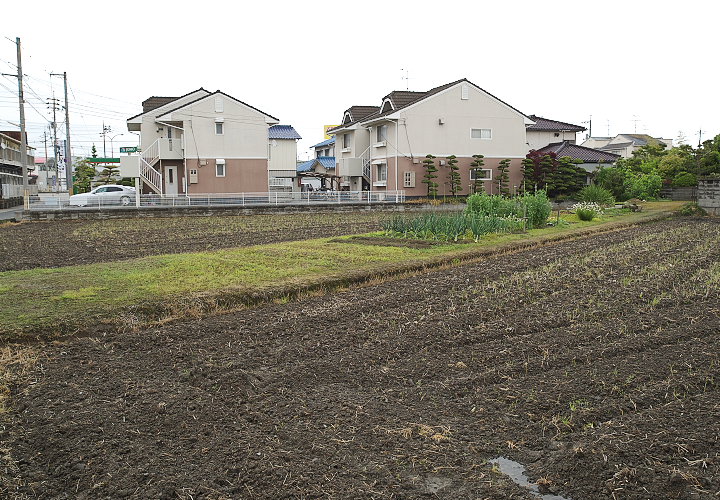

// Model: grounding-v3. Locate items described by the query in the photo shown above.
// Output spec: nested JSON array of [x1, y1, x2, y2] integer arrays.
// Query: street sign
[[120, 146, 139, 153]]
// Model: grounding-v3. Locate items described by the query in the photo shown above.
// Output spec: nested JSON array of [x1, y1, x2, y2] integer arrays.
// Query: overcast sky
[[3, 0, 718, 160]]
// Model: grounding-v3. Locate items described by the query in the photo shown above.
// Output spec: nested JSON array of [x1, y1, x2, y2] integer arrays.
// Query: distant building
[[581, 134, 674, 158], [0, 131, 35, 206], [525, 115, 586, 151], [534, 141, 621, 183], [295, 137, 336, 190]]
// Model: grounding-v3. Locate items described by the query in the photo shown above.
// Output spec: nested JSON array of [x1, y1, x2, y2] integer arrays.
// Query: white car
[[69, 185, 136, 207]]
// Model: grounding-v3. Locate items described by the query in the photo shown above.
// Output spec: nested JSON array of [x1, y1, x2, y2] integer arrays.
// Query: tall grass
[[382, 213, 525, 242], [465, 191, 551, 229]]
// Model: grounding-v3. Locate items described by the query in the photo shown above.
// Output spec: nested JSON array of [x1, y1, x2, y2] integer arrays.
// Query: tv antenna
[[401, 68, 411, 90]]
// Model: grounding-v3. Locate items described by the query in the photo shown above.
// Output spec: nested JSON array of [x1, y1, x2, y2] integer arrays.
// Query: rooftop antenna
[[607, 119, 611, 136], [632, 115, 640, 133], [581, 115, 592, 139], [401, 68, 411, 91]]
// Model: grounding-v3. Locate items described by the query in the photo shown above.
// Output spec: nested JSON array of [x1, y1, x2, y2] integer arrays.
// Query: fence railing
[[28, 190, 406, 210]]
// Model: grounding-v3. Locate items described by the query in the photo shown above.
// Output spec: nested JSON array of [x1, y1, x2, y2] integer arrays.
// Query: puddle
[[490, 457, 571, 500]]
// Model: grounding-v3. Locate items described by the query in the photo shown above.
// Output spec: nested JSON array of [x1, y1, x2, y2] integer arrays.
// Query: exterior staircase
[[139, 139, 163, 194]]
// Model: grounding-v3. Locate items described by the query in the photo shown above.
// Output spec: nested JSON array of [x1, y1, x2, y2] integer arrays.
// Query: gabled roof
[[536, 141, 620, 163], [311, 137, 335, 149], [127, 88, 209, 121], [615, 134, 667, 147], [527, 115, 586, 132], [329, 78, 531, 133], [156, 90, 279, 122], [341, 106, 380, 126], [599, 142, 633, 150], [297, 156, 335, 172], [269, 125, 301, 140]]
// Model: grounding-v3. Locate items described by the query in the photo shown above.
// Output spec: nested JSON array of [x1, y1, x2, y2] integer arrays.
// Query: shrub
[[623, 172, 663, 200], [672, 172, 697, 187], [578, 185, 615, 206], [382, 213, 524, 242], [466, 191, 551, 229], [572, 202, 602, 221], [677, 202, 706, 216]]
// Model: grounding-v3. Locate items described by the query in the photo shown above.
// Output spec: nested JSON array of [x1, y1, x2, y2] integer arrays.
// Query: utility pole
[[698, 129, 703, 148], [1, 37, 29, 208], [48, 96, 61, 191], [101, 123, 111, 158], [51, 72, 72, 193]]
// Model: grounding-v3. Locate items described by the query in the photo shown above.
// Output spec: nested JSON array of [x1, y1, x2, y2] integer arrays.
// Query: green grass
[[0, 238, 466, 336], [0, 201, 683, 338]]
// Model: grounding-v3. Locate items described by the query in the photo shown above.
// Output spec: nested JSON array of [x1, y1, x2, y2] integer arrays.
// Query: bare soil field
[[2, 218, 719, 499], [0, 212, 407, 272]]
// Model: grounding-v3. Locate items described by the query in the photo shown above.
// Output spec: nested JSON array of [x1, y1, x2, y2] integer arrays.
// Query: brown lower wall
[[186, 158, 268, 193], [372, 156, 524, 197]]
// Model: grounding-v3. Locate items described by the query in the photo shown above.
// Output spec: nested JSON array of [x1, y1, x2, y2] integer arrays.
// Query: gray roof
[[527, 115, 586, 132], [536, 141, 621, 163]]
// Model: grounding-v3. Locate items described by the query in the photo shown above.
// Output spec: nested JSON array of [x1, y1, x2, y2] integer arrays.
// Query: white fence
[[28, 190, 406, 210]]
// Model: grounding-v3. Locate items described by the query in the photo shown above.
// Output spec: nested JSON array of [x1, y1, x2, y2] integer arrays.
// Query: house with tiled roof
[[580, 134, 674, 159], [294, 137, 337, 190], [526, 115, 586, 151], [327, 78, 534, 196], [535, 141, 620, 183], [123, 89, 300, 194]]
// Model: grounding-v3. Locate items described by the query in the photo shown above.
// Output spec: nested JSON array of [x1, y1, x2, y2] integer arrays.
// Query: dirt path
[[2, 218, 719, 499]]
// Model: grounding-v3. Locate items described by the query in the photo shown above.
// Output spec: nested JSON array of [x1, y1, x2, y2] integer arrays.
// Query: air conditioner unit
[[439, 160, 446, 166], [412, 158, 419, 164], [200, 160, 207, 166]]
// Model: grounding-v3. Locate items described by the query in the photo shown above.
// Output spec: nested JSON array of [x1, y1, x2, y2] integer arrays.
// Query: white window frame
[[343, 133, 351, 149], [471, 128, 492, 140], [403, 171, 415, 188], [377, 125, 387, 142], [470, 168, 492, 181], [377, 163, 388, 182], [215, 159, 226, 177]]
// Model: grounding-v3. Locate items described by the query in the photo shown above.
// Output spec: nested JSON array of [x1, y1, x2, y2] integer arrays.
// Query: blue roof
[[269, 125, 302, 140], [311, 137, 335, 149], [297, 156, 335, 173]]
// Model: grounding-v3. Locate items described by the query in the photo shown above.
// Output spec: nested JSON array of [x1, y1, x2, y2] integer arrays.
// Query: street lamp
[[108, 134, 121, 158]]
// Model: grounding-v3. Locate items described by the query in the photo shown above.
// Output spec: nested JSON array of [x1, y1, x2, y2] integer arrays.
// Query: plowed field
[[2, 218, 719, 499]]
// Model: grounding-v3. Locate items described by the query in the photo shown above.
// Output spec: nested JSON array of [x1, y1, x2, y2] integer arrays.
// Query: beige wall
[[186, 158, 268, 193], [136, 89, 209, 148], [527, 130, 579, 151], [268, 139, 298, 172], [387, 83, 529, 158], [165, 95, 272, 159]]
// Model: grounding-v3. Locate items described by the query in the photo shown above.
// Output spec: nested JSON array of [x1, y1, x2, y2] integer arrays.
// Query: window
[[471, 128, 492, 139], [106, 186, 123, 192], [189, 169, 198, 184], [470, 168, 492, 181], [343, 133, 351, 149], [377, 164, 388, 182], [216, 159, 226, 177], [215, 122, 224, 135], [403, 171, 416, 188], [377, 125, 387, 142]]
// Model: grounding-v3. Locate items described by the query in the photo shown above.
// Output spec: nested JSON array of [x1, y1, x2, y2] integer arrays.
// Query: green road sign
[[120, 146, 139, 153]]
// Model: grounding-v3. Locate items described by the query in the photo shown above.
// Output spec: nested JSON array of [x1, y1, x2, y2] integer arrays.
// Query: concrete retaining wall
[[23, 202, 465, 221], [660, 187, 697, 201], [698, 178, 720, 215]]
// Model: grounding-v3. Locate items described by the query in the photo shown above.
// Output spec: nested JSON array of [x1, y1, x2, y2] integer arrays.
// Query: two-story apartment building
[[124, 89, 300, 194], [328, 79, 534, 197], [0, 131, 35, 207]]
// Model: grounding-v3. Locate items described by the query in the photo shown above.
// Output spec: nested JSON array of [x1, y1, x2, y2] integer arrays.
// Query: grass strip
[[0, 202, 681, 341]]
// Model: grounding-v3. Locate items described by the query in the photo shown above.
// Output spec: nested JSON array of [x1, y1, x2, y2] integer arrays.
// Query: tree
[[549, 156, 585, 196], [91, 144, 98, 158], [73, 158, 97, 193], [523, 151, 584, 197], [470, 154, 485, 193], [99, 162, 119, 184], [446, 155, 462, 196], [422, 154, 438, 197], [495, 159, 511, 196]]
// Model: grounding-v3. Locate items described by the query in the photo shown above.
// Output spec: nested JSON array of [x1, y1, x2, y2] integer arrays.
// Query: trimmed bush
[[578, 185, 615, 206]]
